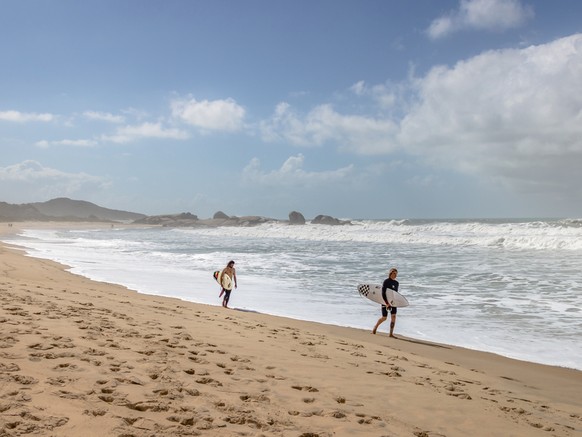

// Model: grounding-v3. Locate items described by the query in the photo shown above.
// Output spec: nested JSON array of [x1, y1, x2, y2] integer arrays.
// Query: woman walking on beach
[[220, 260, 237, 308], [372, 268, 399, 337]]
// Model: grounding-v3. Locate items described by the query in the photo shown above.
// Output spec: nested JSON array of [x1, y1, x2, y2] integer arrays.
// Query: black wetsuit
[[223, 288, 232, 305], [381, 277, 399, 317], [221, 279, 233, 306]]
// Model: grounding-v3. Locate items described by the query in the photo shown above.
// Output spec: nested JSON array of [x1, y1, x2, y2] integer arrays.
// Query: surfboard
[[213, 270, 233, 290], [357, 283, 409, 307]]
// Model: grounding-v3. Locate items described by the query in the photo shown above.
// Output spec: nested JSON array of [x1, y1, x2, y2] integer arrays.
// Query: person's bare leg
[[372, 316, 387, 334], [389, 314, 397, 338]]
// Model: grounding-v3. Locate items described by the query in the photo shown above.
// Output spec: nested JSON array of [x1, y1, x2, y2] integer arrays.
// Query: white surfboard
[[357, 283, 409, 307], [213, 270, 233, 290], [221, 273, 232, 290]]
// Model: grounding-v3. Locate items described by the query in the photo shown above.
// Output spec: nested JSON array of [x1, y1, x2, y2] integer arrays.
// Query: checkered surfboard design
[[358, 284, 371, 297]]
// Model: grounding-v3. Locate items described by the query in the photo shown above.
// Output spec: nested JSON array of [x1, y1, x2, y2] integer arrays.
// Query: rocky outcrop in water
[[134, 213, 273, 227], [133, 212, 198, 226], [213, 211, 229, 219], [133, 212, 351, 228], [311, 214, 351, 225], [198, 216, 272, 227], [289, 211, 306, 225]]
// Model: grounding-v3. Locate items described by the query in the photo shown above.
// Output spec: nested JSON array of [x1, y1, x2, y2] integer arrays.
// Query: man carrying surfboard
[[372, 268, 399, 338], [219, 260, 237, 308]]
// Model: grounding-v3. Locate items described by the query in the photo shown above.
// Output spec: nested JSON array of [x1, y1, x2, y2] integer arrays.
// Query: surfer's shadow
[[395, 337, 451, 349]]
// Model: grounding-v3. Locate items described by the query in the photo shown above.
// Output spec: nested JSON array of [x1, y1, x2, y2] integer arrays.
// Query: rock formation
[[288, 211, 306, 225], [134, 213, 273, 228], [213, 211, 229, 219], [311, 214, 351, 225], [133, 212, 198, 226]]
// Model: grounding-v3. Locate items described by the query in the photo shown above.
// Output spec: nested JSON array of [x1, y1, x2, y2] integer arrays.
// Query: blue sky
[[1, 0, 582, 219]]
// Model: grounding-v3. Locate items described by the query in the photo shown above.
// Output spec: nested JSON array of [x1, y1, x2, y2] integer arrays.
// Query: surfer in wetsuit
[[220, 260, 237, 308], [372, 268, 399, 337]]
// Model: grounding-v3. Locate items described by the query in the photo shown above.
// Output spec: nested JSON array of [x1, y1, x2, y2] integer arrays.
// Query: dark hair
[[228, 260, 235, 266]]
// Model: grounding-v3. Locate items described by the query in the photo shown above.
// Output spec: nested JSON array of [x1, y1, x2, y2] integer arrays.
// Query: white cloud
[[0, 160, 109, 198], [349, 80, 397, 108], [0, 110, 55, 122], [398, 33, 582, 196], [102, 122, 189, 144], [35, 139, 98, 148], [260, 102, 398, 154], [427, 0, 534, 39], [266, 34, 582, 200], [350, 81, 367, 96], [243, 154, 354, 187], [171, 96, 245, 131], [83, 111, 125, 123]]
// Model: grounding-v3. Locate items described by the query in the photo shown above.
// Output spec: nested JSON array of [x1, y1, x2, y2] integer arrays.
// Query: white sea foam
[[3, 218, 582, 370], [171, 218, 582, 251]]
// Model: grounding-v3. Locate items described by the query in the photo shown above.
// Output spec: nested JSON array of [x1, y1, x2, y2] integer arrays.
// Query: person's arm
[[382, 281, 390, 308], [233, 269, 237, 288]]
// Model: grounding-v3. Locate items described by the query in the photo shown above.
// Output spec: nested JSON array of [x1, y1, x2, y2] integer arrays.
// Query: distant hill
[[0, 202, 47, 221], [0, 198, 146, 223]]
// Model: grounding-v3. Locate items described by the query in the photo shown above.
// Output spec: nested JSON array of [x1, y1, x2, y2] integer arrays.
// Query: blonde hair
[[388, 268, 398, 276]]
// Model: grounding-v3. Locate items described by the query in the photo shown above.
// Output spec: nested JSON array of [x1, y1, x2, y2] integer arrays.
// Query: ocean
[[4, 218, 581, 370]]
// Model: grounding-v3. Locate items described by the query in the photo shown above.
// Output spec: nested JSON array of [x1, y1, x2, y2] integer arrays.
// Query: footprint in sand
[[240, 394, 270, 403], [0, 362, 20, 372], [291, 385, 319, 393], [196, 377, 222, 387], [6, 374, 37, 388], [54, 390, 86, 400], [188, 355, 209, 365], [53, 362, 80, 372], [266, 374, 286, 380], [0, 409, 69, 434], [0, 335, 18, 348]]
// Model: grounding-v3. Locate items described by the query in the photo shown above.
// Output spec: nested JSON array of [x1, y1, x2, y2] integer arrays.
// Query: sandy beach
[[1, 223, 581, 436]]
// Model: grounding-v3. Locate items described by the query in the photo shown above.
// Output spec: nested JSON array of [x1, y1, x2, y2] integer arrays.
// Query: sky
[[1, 0, 582, 219]]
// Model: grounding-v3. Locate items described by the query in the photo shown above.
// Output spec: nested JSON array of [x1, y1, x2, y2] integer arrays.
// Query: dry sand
[[1, 223, 581, 436]]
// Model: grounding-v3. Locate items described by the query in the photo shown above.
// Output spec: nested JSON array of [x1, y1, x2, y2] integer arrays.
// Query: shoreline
[[3, 222, 579, 372], [1, 223, 581, 436]]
